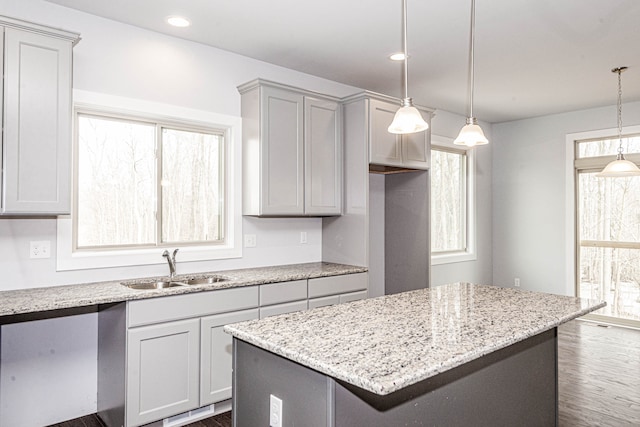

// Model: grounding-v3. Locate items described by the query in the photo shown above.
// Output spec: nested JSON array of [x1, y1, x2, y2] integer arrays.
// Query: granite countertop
[[0, 262, 367, 317], [224, 282, 606, 396]]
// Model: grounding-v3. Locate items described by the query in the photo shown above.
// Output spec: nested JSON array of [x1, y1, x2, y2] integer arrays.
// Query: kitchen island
[[225, 283, 605, 426]]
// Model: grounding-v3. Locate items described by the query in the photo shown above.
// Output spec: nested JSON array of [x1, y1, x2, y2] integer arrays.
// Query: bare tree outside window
[[75, 112, 225, 250], [431, 148, 467, 253], [576, 136, 640, 324]]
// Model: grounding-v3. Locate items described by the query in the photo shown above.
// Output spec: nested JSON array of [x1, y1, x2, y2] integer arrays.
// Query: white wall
[[430, 110, 494, 286], [0, 1, 361, 425], [492, 101, 640, 296]]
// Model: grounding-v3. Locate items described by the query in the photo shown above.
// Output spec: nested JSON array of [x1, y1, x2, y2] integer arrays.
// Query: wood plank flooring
[[49, 320, 639, 427]]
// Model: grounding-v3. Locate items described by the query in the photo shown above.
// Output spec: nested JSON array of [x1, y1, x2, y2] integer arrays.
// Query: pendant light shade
[[454, 118, 488, 147], [596, 67, 640, 178], [388, 0, 428, 135], [455, 0, 487, 148]]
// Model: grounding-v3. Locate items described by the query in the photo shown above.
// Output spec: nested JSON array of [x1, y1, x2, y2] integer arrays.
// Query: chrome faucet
[[162, 248, 179, 279]]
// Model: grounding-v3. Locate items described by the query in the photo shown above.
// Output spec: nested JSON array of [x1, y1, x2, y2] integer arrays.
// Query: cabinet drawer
[[339, 290, 368, 304], [128, 286, 259, 327], [260, 280, 307, 306], [259, 300, 308, 319], [308, 273, 367, 298], [308, 295, 340, 309]]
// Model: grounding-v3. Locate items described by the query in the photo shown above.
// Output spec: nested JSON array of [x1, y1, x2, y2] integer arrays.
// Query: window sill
[[431, 251, 477, 265]]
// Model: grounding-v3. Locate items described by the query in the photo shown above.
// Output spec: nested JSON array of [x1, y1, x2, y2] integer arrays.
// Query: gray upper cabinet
[[239, 79, 342, 216], [0, 17, 79, 215], [346, 92, 433, 171]]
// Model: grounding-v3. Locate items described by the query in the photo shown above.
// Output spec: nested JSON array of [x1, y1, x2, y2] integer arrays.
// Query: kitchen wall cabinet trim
[[200, 308, 259, 406], [126, 318, 200, 427], [239, 78, 342, 216], [0, 16, 79, 215]]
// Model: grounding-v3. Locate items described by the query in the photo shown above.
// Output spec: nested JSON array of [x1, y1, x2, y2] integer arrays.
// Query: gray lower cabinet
[[98, 286, 260, 427], [307, 272, 368, 308], [126, 318, 201, 427], [0, 17, 79, 215], [200, 309, 259, 405], [98, 274, 366, 427]]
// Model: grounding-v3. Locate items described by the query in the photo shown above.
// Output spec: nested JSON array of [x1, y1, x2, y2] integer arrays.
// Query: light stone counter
[[0, 262, 367, 317], [225, 282, 606, 395]]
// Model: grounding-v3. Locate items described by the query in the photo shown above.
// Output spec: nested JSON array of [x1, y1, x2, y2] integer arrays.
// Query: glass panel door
[[577, 170, 640, 326]]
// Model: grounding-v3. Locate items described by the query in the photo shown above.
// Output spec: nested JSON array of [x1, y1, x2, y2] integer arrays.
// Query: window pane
[[579, 172, 640, 242], [161, 128, 223, 243], [577, 135, 640, 158], [431, 149, 466, 252], [579, 246, 640, 321], [76, 115, 156, 248]]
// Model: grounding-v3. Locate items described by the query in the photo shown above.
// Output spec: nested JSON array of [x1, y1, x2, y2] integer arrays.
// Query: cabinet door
[[260, 86, 304, 215], [2, 27, 72, 214], [369, 99, 403, 167], [259, 300, 308, 319], [200, 309, 259, 406], [127, 319, 200, 427], [308, 272, 368, 299], [401, 109, 431, 170], [304, 97, 342, 215]]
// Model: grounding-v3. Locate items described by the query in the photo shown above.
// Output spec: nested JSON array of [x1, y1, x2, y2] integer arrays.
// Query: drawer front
[[308, 295, 341, 309], [339, 290, 368, 304], [259, 300, 308, 319], [308, 272, 367, 299], [259, 280, 307, 306], [128, 286, 259, 327]]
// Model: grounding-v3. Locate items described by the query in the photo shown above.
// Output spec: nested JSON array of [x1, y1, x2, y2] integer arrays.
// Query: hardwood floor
[[558, 320, 640, 426], [49, 320, 639, 427]]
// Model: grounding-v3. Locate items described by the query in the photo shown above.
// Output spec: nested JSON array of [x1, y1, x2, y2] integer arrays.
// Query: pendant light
[[388, 0, 429, 134], [596, 67, 640, 177], [454, 0, 488, 147]]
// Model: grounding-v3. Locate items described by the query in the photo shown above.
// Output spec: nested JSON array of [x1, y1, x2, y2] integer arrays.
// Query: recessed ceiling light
[[389, 52, 407, 61], [167, 16, 191, 27]]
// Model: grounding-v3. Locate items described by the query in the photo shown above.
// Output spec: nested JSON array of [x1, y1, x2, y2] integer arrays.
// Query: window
[[430, 135, 476, 264], [76, 114, 224, 249], [57, 90, 241, 270], [572, 130, 640, 327]]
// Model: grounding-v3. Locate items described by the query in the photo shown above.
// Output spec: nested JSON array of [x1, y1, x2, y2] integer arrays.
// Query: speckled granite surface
[[0, 262, 366, 317], [225, 282, 606, 395]]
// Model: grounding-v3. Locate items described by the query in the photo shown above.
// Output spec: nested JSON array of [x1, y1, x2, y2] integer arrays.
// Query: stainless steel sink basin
[[122, 280, 186, 290], [184, 276, 228, 285], [122, 275, 229, 290]]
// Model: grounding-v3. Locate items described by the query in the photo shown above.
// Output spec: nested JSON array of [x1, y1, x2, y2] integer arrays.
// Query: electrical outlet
[[244, 234, 257, 248], [30, 241, 51, 259], [270, 394, 282, 427], [514, 277, 521, 287], [300, 231, 307, 244]]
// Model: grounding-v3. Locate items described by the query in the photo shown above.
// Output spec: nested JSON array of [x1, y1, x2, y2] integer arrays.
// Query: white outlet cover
[[269, 394, 282, 427], [30, 240, 51, 259]]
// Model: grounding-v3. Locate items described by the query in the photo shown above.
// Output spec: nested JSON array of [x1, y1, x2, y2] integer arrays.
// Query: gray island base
[[225, 283, 605, 427]]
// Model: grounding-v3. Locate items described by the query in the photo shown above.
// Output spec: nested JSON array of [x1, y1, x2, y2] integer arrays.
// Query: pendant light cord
[[616, 67, 623, 155], [468, 0, 476, 119], [402, 0, 409, 101]]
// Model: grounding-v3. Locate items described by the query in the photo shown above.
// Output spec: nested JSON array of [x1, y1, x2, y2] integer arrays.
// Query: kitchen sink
[[183, 275, 228, 285], [122, 275, 229, 290], [122, 280, 186, 290]]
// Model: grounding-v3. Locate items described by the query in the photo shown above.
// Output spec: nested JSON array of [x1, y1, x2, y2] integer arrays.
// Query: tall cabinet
[[238, 79, 342, 216], [0, 16, 79, 215]]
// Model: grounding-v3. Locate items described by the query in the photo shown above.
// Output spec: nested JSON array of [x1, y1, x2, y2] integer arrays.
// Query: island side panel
[[334, 328, 558, 427], [232, 338, 334, 427]]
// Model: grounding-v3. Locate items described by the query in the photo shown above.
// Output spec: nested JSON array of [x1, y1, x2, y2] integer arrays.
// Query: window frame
[[430, 135, 477, 265], [57, 90, 242, 271]]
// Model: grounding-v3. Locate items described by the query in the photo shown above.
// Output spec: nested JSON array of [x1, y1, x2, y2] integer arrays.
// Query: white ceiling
[[47, 0, 640, 123]]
